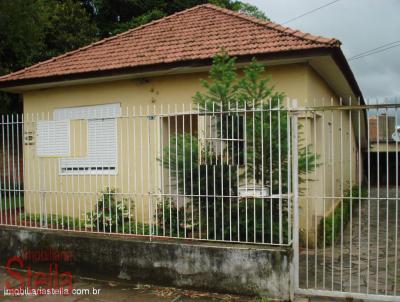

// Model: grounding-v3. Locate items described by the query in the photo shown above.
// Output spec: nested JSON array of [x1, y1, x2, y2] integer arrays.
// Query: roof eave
[[0, 47, 362, 102], [330, 47, 364, 102]]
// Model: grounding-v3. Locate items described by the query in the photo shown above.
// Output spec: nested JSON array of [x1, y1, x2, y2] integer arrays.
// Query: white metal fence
[[1, 99, 399, 301], [0, 100, 292, 246], [295, 101, 400, 301]]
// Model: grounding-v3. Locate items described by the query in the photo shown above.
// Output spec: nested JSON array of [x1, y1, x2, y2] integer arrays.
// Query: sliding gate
[[293, 102, 400, 301]]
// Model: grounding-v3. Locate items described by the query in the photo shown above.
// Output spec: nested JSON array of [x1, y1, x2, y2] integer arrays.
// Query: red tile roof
[[0, 4, 341, 86]]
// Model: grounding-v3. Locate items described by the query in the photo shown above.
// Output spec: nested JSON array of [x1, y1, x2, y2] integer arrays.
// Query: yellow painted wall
[[298, 66, 361, 247], [21, 62, 359, 240]]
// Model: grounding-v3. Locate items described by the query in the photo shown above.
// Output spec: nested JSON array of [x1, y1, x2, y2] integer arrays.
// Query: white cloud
[[246, 0, 400, 99]]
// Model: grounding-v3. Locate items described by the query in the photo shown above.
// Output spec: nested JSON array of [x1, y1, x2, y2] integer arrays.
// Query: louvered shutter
[[54, 103, 120, 174], [36, 120, 70, 157]]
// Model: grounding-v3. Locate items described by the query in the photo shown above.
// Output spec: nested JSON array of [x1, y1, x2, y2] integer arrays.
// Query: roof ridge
[[0, 5, 206, 81], [201, 3, 341, 46]]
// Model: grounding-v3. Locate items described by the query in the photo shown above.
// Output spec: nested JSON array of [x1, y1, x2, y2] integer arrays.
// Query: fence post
[[290, 99, 299, 297]]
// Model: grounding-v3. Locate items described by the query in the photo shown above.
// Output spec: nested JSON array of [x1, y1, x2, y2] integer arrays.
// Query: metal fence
[[295, 101, 400, 301], [1, 98, 399, 301], [0, 100, 293, 246]]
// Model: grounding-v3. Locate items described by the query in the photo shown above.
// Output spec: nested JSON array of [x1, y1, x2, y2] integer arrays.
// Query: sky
[[246, 0, 400, 101]]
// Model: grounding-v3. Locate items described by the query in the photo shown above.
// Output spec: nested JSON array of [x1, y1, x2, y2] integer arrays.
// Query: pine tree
[[160, 51, 317, 243]]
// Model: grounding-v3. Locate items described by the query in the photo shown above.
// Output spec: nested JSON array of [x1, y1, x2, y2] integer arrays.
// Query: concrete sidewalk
[[0, 267, 260, 302]]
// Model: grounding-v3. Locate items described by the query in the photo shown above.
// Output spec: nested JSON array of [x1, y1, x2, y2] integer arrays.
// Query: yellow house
[[0, 4, 364, 245]]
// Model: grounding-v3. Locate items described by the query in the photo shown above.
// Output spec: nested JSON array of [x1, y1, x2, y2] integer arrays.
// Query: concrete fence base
[[0, 227, 292, 300]]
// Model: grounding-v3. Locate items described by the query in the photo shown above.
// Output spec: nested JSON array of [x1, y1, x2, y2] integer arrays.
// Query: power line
[[281, 0, 340, 25], [348, 41, 400, 61], [348, 40, 400, 60]]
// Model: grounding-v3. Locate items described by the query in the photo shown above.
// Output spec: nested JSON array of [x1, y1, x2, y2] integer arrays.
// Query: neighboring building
[[367, 114, 399, 186], [0, 4, 363, 244]]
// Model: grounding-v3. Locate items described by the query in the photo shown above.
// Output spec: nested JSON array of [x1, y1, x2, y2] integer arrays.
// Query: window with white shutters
[[55, 103, 120, 175], [36, 120, 70, 157]]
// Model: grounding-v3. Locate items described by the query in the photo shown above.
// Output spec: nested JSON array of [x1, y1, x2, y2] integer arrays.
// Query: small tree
[[161, 51, 317, 242]]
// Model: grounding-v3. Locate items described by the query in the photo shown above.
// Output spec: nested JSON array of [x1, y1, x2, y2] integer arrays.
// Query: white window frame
[[200, 113, 245, 165], [55, 103, 121, 175]]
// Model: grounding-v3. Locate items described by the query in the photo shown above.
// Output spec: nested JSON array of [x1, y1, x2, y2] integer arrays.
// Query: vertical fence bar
[[140, 106, 145, 234], [367, 101, 371, 294], [11, 114, 16, 225], [349, 98, 353, 292], [71, 113, 76, 230], [32, 113, 38, 228], [278, 98, 282, 244], [197, 102, 202, 240], [236, 101, 240, 242], [221, 102, 225, 241], [120, 111, 124, 234], [0, 116, 3, 225], [330, 99, 335, 291], [269, 99, 273, 244], [376, 99, 380, 294], [81, 117, 85, 232], [182, 103, 186, 239], [16, 114, 22, 226], [133, 106, 138, 235], [7, 115, 12, 225], [313, 99, 318, 289], [260, 100, 264, 243], [287, 100, 291, 245], [48, 112, 53, 229], [252, 100, 256, 243], [395, 105, 399, 296], [107, 109, 112, 235], [385, 107, 389, 294], [357, 97, 362, 293], [175, 104, 179, 238], [126, 107, 131, 234], [291, 99, 299, 291], [147, 105, 152, 237], [22, 114, 26, 227], [228, 102, 232, 241], [322, 101, 326, 289], [244, 101, 248, 242], [305, 99, 309, 288], [190, 103, 194, 239], [339, 98, 344, 291], [154, 105, 159, 237], [159, 105, 164, 237], [167, 104, 172, 237]]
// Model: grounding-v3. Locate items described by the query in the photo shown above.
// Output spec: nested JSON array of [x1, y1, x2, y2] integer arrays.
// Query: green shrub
[[155, 196, 289, 243], [88, 188, 134, 233], [155, 198, 187, 238]]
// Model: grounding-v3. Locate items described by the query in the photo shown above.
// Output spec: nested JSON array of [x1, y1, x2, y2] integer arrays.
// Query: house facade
[[0, 4, 363, 244]]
